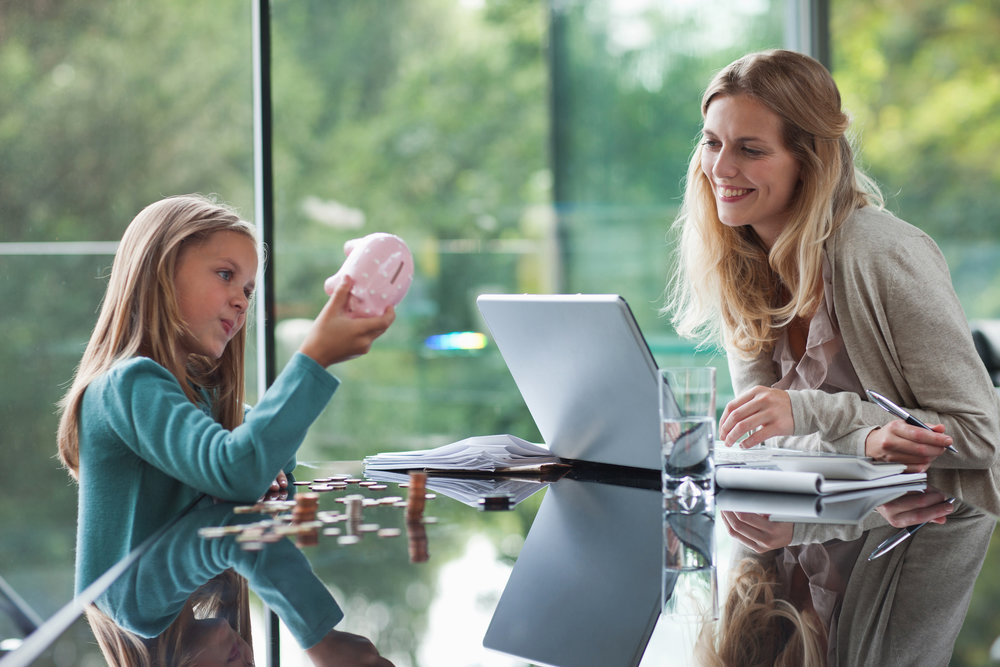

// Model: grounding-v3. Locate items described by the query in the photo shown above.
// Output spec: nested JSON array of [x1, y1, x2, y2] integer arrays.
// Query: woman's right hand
[[876, 489, 955, 527], [864, 420, 953, 473], [299, 275, 395, 368]]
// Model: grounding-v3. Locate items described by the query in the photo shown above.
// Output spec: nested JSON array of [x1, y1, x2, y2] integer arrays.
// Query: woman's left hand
[[721, 510, 794, 553], [719, 386, 794, 448]]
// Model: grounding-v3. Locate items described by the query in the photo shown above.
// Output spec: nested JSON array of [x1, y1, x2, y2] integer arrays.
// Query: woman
[[665, 50, 1000, 486]]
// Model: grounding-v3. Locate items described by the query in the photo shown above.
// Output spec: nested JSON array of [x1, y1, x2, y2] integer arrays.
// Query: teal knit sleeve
[[90, 352, 339, 501]]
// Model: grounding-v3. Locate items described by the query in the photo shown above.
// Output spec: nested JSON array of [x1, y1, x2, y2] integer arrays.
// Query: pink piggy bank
[[324, 233, 413, 317]]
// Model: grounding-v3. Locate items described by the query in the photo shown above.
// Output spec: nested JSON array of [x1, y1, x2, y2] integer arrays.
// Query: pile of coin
[[198, 473, 437, 555]]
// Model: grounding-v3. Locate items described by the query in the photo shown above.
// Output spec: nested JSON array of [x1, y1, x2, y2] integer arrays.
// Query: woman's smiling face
[[700, 93, 802, 248]]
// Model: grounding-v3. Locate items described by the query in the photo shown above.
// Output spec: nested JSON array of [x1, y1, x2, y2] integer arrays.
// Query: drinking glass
[[659, 366, 716, 503]]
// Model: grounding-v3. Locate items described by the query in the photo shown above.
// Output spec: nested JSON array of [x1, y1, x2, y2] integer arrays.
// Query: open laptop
[[476, 293, 662, 471]]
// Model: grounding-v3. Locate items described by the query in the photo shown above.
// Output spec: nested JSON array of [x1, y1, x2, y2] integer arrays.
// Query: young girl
[[57, 194, 395, 665], [665, 50, 1000, 482]]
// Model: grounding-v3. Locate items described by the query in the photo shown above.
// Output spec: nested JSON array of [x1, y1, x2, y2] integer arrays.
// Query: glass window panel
[[0, 1, 253, 660], [270, 1, 789, 458], [830, 3, 1000, 664], [270, 0, 551, 456], [831, 0, 1000, 321], [547, 0, 786, 407]]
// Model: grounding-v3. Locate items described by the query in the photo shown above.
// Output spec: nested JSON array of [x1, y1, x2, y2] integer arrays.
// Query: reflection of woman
[[665, 50, 1000, 482], [706, 490, 994, 666], [697, 555, 827, 666]]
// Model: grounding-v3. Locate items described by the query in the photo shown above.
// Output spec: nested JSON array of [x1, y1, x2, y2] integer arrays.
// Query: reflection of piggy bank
[[324, 233, 413, 317]]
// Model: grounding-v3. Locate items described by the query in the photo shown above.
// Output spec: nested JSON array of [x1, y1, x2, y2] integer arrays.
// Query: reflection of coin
[[338, 535, 361, 545], [377, 528, 402, 538], [198, 526, 242, 538], [358, 523, 381, 533], [323, 527, 342, 536]]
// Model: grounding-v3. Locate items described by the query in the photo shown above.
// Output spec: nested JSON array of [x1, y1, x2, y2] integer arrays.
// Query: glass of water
[[659, 366, 716, 503]]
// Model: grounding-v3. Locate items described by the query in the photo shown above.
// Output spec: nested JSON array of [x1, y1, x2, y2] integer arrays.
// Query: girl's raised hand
[[299, 275, 395, 368]]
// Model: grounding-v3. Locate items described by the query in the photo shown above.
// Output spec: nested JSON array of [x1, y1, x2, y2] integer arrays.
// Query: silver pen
[[866, 389, 958, 454], [867, 497, 957, 561]]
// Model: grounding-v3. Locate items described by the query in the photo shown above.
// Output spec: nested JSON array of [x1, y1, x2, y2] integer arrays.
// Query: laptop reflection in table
[[483, 471, 662, 667]]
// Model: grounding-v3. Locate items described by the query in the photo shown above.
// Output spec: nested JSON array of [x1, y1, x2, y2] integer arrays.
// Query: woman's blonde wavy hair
[[696, 557, 827, 667], [57, 194, 259, 477], [666, 49, 882, 359]]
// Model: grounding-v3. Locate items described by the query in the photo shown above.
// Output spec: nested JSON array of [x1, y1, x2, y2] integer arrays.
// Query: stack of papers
[[364, 469, 551, 509], [717, 483, 927, 524], [363, 434, 566, 473]]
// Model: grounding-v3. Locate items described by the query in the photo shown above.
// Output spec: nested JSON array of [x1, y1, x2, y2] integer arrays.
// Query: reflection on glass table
[[10, 462, 999, 667], [83, 500, 390, 666], [710, 485, 994, 666]]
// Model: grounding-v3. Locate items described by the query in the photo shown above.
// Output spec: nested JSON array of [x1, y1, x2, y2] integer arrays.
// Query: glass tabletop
[[5, 460, 1000, 667]]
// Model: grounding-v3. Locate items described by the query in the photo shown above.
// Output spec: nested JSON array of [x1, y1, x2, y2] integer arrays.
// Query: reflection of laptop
[[476, 294, 661, 471], [482, 476, 661, 667]]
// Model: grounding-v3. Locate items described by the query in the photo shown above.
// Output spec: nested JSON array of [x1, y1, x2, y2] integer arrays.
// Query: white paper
[[363, 434, 564, 472]]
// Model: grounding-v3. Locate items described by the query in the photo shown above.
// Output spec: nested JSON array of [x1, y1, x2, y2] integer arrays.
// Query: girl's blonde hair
[[85, 570, 253, 667], [57, 194, 259, 476], [666, 49, 883, 358], [696, 557, 827, 667]]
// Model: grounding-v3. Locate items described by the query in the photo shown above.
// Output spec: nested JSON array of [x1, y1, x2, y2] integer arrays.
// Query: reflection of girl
[[86, 502, 393, 667], [86, 571, 254, 667], [665, 50, 1000, 480]]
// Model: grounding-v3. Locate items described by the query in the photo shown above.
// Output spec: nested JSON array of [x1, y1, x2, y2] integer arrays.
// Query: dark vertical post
[[547, 1, 569, 292], [786, 0, 831, 69], [251, 1, 280, 665], [253, 0, 277, 391]]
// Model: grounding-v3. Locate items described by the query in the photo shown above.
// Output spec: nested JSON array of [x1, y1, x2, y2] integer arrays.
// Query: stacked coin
[[406, 471, 427, 522], [292, 492, 320, 547]]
